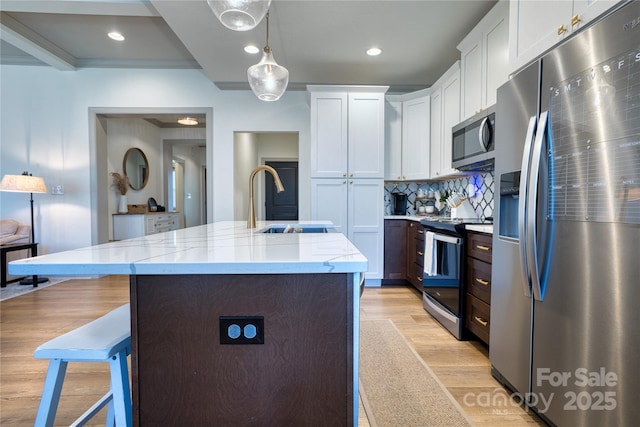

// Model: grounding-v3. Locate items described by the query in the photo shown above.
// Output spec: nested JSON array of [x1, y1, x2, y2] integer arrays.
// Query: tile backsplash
[[384, 172, 494, 220]]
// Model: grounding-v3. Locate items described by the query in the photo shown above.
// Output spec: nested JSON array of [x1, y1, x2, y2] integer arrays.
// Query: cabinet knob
[[350, 173, 353, 177], [557, 24, 567, 35], [343, 173, 347, 177], [402, 176, 406, 180], [397, 176, 401, 180], [342, 180, 347, 184], [571, 14, 581, 26], [350, 180, 354, 184]]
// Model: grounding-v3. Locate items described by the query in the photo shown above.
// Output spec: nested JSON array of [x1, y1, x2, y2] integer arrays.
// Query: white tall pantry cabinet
[[308, 85, 388, 283]]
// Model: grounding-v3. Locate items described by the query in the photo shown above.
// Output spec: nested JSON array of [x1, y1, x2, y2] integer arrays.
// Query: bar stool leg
[[109, 349, 132, 427], [105, 401, 115, 427], [35, 359, 68, 427]]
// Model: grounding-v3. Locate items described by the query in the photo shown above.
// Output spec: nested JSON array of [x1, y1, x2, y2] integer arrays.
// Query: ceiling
[[0, 0, 498, 94]]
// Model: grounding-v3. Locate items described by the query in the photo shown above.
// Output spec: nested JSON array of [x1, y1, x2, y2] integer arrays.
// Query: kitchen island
[[10, 221, 367, 426]]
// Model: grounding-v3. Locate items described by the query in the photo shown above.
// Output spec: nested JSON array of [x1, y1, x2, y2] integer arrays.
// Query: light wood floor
[[1, 276, 545, 426]]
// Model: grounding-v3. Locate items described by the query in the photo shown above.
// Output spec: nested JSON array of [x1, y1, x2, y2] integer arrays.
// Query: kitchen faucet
[[248, 165, 285, 228]]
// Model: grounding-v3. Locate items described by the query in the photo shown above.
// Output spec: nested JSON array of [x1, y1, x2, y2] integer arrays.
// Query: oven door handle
[[432, 234, 461, 245], [423, 294, 458, 323]]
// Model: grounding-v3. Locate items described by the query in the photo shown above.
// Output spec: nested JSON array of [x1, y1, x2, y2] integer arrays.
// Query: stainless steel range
[[420, 217, 490, 339]]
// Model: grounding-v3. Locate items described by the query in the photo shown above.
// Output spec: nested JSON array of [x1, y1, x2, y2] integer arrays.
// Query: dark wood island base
[[130, 273, 356, 426]]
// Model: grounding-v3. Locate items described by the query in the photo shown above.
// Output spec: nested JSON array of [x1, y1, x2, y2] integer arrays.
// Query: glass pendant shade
[[207, 0, 271, 31], [248, 47, 289, 101]]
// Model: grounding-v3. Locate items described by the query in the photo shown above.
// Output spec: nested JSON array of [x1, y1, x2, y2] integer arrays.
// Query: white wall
[[233, 133, 259, 221], [107, 118, 162, 204], [0, 66, 311, 254]]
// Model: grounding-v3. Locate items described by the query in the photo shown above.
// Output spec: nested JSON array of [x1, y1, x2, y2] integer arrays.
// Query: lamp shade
[[207, 0, 271, 31], [0, 174, 47, 193], [248, 47, 289, 102]]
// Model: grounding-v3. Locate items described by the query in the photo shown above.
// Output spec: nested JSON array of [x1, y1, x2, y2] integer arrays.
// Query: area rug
[[0, 277, 69, 301], [359, 319, 473, 427]]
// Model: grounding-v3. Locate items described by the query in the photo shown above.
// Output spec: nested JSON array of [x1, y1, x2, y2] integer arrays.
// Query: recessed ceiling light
[[107, 32, 125, 42], [177, 117, 199, 126], [366, 47, 382, 56], [244, 45, 260, 54]]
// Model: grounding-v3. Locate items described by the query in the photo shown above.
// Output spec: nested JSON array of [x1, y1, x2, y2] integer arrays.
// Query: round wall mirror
[[123, 148, 149, 190]]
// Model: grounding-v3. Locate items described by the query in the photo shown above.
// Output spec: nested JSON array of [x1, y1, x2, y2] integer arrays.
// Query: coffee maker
[[392, 193, 408, 215]]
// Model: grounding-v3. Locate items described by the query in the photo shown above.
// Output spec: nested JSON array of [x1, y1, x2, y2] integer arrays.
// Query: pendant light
[[247, 11, 289, 101], [207, 0, 271, 32]]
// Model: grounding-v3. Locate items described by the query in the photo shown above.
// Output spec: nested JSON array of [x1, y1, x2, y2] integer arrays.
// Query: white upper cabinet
[[458, 1, 509, 120], [440, 65, 461, 176], [402, 95, 431, 181], [429, 87, 443, 179], [309, 86, 388, 179], [384, 100, 403, 181], [509, 0, 620, 73], [430, 61, 461, 179], [384, 90, 431, 181], [348, 92, 386, 178], [309, 91, 348, 178]]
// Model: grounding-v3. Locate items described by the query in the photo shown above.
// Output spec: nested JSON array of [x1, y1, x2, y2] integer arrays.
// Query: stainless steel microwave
[[451, 105, 495, 171]]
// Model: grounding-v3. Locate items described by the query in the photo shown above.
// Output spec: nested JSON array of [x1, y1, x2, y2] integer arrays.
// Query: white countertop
[[465, 224, 494, 234], [9, 221, 367, 276], [384, 215, 424, 222]]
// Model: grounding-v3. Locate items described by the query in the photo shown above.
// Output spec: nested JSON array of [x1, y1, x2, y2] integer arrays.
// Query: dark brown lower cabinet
[[130, 273, 354, 426], [383, 219, 407, 282], [406, 221, 425, 291], [465, 231, 492, 345]]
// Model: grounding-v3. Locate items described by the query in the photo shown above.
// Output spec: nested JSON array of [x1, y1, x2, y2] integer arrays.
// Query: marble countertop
[[9, 221, 367, 276], [465, 224, 494, 234], [384, 215, 424, 222]]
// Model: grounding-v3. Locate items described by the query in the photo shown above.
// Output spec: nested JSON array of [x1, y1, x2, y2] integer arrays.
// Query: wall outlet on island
[[51, 185, 65, 195], [219, 316, 264, 345]]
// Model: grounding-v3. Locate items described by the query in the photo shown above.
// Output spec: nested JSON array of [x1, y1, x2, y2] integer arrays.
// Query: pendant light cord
[[265, 11, 271, 51]]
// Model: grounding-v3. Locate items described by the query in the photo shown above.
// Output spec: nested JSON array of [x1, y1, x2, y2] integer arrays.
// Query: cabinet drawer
[[466, 257, 491, 304], [466, 293, 490, 344], [413, 238, 425, 267], [410, 263, 424, 290], [407, 221, 425, 241], [467, 232, 492, 262]]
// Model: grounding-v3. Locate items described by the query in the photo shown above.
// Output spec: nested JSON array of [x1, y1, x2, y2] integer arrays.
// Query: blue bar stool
[[33, 304, 132, 427]]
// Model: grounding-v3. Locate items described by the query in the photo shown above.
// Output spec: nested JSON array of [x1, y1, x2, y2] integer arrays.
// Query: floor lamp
[[0, 171, 49, 285]]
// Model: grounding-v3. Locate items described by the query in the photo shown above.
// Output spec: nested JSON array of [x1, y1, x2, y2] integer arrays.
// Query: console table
[[1, 242, 41, 287]]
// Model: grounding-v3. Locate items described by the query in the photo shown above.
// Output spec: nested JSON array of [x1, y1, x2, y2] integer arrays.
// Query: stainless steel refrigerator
[[491, 2, 640, 425]]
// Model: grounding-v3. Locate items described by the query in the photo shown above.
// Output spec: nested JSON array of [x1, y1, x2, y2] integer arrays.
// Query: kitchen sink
[[259, 224, 335, 234]]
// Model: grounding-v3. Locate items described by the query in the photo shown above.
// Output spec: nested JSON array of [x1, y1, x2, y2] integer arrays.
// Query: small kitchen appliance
[[392, 193, 407, 215]]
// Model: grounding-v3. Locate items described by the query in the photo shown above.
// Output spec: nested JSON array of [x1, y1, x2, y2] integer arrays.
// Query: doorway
[[265, 161, 298, 220], [89, 108, 212, 244], [233, 132, 299, 222]]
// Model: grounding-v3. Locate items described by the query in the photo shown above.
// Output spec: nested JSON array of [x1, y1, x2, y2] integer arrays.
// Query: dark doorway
[[265, 161, 298, 220]]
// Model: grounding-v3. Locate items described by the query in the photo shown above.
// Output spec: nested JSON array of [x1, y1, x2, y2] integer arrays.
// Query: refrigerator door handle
[[526, 110, 548, 301], [518, 115, 538, 297]]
